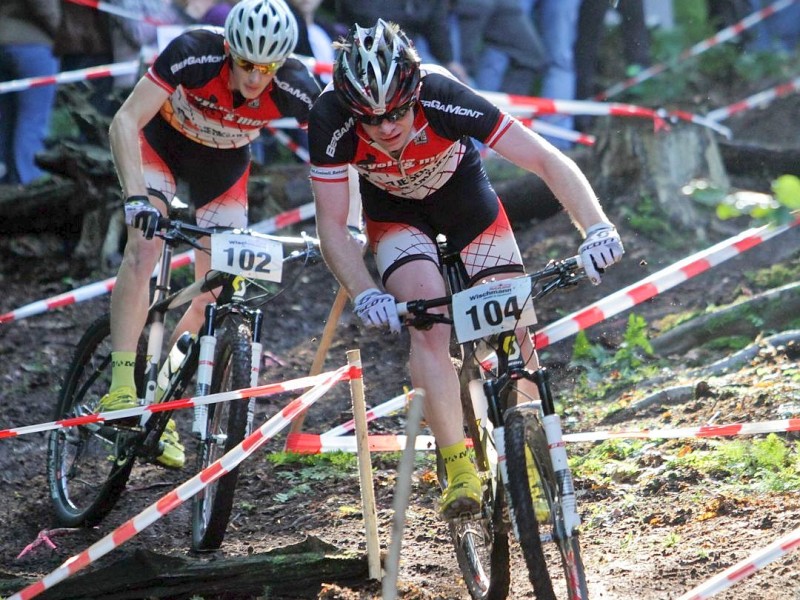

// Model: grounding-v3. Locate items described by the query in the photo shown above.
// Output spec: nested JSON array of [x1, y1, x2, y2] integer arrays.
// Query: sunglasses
[[231, 54, 284, 75], [358, 101, 415, 126]]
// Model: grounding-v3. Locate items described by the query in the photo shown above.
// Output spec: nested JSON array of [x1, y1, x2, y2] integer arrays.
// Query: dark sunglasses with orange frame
[[230, 53, 284, 75]]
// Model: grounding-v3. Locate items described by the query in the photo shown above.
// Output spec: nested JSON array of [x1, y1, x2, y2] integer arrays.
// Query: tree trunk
[[651, 281, 800, 356], [2, 536, 368, 600], [587, 120, 730, 241]]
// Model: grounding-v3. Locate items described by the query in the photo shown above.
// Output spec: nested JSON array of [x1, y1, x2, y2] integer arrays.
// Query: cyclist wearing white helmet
[[309, 19, 624, 519], [102, 0, 320, 469]]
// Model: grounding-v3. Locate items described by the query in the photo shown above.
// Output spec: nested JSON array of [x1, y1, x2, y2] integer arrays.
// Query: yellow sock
[[441, 440, 474, 482], [110, 351, 137, 392]]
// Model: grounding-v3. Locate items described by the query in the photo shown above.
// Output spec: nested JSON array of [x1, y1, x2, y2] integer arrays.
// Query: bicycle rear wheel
[[444, 351, 511, 600], [504, 404, 588, 600], [191, 316, 251, 551], [47, 314, 144, 526]]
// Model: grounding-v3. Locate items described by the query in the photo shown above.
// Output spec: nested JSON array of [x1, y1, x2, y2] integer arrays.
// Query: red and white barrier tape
[[0, 61, 139, 95], [0, 201, 316, 324], [7, 364, 352, 600], [518, 117, 596, 147], [595, 0, 798, 101], [483, 92, 731, 138], [0, 370, 340, 439], [706, 76, 800, 122], [287, 417, 800, 453], [321, 392, 408, 438], [676, 524, 800, 600], [65, 0, 168, 25], [534, 217, 800, 350], [264, 126, 310, 163]]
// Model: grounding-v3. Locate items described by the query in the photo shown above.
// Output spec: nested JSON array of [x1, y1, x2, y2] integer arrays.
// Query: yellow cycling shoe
[[156, 418, 185, 469], [98, 386, 138, 412], [440, 471, 482, 520]]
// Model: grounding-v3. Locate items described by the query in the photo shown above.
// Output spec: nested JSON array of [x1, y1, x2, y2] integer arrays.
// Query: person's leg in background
[[0, 43, 59, 184], [574, 0, 607, 131], [526, 0, 581, 149]]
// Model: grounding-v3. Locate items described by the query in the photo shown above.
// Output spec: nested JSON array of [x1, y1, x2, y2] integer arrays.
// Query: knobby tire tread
[[504, 406, 557, 599], [192, 317, 251, 551], [47, 314, 138, 527], [447, 342, 511, 600]]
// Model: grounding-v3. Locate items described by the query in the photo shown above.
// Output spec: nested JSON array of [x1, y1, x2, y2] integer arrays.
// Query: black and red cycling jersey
[[146, 27, 320, 149], [308, 64, 515, 199]]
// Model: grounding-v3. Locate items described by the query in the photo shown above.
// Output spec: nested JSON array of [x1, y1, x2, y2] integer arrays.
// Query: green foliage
[[571, 314, 659, 400], [266, 450, 357, 472], [264, 451, 357, 503], [716, 175, 800, 225], [745, 258, 800, 289], [619, 196, 685, 248], [570, 439, 648, 479], [672, 434, 800, 492]]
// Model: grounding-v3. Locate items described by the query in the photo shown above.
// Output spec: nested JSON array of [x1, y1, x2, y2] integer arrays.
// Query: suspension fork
[[192, 303, 218, 438], [247, 309, 264, 435], [529, 368, 581, 536]]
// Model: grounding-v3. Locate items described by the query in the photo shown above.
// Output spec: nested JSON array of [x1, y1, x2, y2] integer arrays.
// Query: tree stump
[[587, 120, 730, 241]]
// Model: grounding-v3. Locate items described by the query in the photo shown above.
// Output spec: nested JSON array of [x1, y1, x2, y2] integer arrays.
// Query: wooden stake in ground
[[382, 388, 425, 600], [347, 348, 382, 581], [285, 286, 348, 442]]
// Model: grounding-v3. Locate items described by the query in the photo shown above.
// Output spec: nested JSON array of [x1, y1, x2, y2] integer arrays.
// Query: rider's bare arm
[[490, 120, 612, 234], [311, 176, 375, 300], [109, 77, 171, 199]]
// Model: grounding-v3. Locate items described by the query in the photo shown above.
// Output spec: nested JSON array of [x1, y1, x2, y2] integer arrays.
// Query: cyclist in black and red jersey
[[101, 0, 320, 469], [309, 19, 624, 519]]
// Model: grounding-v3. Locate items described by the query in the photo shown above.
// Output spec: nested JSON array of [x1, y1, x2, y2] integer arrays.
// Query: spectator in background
[[290, 0, 337, 84], [176, 0, 234, 26], [335, 0, 470, 83], [524, 0, 581, 149], [745, 0, 800, 52], [575, 0, 652, 108], [54, 0, 116, 118], [0, 0, 61, 185], [452, 0, 549, 94]]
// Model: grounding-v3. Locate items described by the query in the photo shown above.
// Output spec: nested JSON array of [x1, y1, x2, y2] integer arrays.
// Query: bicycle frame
[[398, 241, 587, 598]]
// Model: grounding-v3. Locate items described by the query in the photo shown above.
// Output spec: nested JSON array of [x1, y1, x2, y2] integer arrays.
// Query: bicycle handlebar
[[396, 256, 583, 319], [155, 217, 320, 249]]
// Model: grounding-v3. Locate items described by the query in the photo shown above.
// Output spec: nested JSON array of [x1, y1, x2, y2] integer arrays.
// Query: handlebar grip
[[395, 301, 409, 317]]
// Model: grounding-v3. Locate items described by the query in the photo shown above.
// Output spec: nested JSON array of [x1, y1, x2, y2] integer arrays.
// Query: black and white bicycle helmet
[[224, 0, 298, 64], [334, 19, 421, 117]]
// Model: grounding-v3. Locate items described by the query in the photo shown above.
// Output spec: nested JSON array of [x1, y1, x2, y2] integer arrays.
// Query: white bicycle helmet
[[334, 19, 420, 117], [224, 0, 298, 64]]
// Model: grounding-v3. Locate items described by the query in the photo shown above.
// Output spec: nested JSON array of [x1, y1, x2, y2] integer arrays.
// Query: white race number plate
[[211, 232, 284, 282], [451, 277, 537, 343]]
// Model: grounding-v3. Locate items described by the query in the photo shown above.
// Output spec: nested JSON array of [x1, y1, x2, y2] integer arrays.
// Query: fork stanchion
[[382, 388, 425, 600], [348, 348, 382, 580], [285, 286, 349, 444]]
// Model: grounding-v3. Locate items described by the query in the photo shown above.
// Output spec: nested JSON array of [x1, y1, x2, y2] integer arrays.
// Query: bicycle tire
[[504, 404, 589, 600], [444, 347, 511, 600], [47, 314, 144, 526], [191, 316, 251, 551]]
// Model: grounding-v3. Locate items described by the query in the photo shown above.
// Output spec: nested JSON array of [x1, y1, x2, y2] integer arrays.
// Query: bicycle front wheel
[[47, 314, 143, 526], [504, 404, 589, 600], [445, 353, 511, 600], [191, 316, 251, 551]]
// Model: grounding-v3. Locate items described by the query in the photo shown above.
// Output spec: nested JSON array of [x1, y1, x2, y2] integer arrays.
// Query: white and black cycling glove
[[124, 196, 160, 240], [578, 223, 624, 285], [353, 288, 401, 334]]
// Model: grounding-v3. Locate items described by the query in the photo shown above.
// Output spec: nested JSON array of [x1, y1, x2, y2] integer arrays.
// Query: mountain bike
[[397, 242, 589, 600], [46, 201, 320, 552]]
